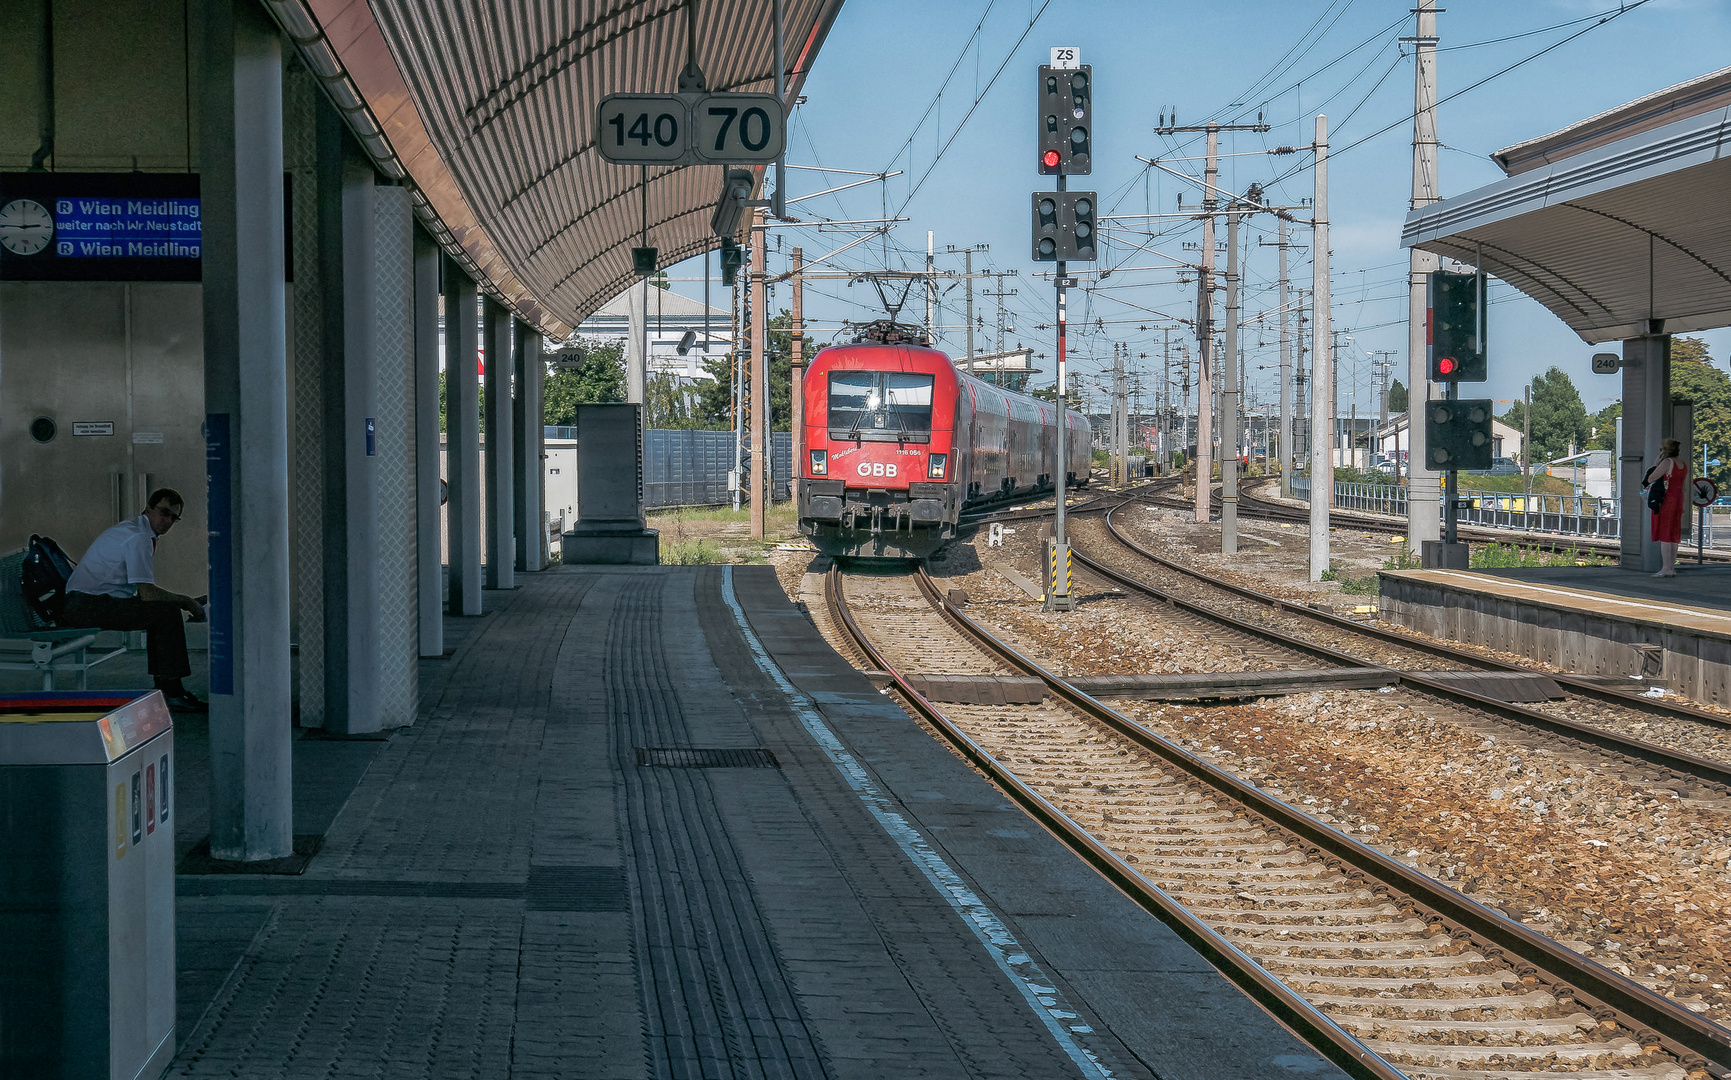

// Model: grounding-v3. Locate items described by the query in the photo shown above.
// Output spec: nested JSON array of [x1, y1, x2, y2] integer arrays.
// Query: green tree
[[1585, 402, 1621, 450], [689, 310, 813, 431], [1388, 379, 1408, 414], [1510, 366, 1589, 464], [1672, 336, 1731, 491], [543, 341, 626, 426]]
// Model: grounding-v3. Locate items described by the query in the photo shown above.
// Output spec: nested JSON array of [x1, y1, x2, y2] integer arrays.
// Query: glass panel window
[[828, 371, 935, 442]]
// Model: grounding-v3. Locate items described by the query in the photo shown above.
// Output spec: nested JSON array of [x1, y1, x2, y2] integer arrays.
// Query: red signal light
[[1042, 149, 1061, 168], [1437, 356, 1457, 375]]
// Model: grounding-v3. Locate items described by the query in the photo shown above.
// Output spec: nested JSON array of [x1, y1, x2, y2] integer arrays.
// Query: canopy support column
[[199, 0, 292, 860]]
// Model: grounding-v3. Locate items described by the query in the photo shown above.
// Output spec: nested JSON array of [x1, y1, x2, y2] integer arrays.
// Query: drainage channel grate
[[525, 865, 630, 912], [635, 746, 780, 769]]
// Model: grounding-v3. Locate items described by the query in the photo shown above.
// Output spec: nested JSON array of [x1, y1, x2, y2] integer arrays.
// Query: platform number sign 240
[[597, 93, 785, 166]]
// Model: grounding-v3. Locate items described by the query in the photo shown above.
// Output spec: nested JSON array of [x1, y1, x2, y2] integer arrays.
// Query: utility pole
[[1154, 116, 1269, 521], [790, 246, 805, 508], [924, 231, 935, 342], [1271, 217, 1294, 494], [948, 244, 988, 363], [1309, 114, 1332, 582], [732, 253, 745, 512], [1112, 343, 1128, 485], [750, 207, 767, 538], [1162, 328, 1172, 471], [1407, 0, 1442, 553], [1222, 202, 1242, 553]]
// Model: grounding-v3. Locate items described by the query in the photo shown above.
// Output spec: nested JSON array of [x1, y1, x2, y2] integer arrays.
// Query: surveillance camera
[[676, 329, 697, 356]]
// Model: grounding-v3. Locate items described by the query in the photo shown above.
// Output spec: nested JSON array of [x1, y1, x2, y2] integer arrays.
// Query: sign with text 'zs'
[[597, 93, 785, 166]]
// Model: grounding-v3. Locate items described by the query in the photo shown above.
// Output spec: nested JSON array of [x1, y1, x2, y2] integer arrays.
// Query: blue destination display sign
[[0, 172, 202, 282], [53, 197, 201, 259]]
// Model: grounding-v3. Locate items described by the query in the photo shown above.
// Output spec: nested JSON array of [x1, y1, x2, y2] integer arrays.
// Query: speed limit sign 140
[[597, 92, 785, 166]]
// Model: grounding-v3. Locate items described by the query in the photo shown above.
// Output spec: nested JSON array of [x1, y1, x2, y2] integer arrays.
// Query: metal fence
[[641, 429, 792, 509], [1287, 476, 1728, 546]]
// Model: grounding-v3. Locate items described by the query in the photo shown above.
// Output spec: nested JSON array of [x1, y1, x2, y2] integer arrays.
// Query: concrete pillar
[[513, 317, 545, 572], [413, 226, 443, 655], [445, 261, 482, 614], [315, 96, 381, 733], [199, 0, 292, 861], [1621, 332, 1670, 571], [483, 298, 514, 589]]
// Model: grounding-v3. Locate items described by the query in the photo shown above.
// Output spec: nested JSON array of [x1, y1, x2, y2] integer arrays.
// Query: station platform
[[158, 564, 1342, 1079], [1380, 565, 1731, 706]]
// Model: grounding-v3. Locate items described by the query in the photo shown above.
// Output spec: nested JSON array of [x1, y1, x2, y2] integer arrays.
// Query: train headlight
[[927, 453, 946, 479], [809, 449, 827, 475]]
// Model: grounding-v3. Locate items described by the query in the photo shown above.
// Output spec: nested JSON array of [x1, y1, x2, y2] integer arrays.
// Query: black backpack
[[21, 534, 77, 627]]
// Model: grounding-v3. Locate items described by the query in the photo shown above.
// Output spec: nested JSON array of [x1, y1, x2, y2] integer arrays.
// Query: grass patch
[[1321, 565, 1381, 594], [661, 539, 724, 565], [1470, 543, 1612, 569], [1382, 548, 1423, 572]]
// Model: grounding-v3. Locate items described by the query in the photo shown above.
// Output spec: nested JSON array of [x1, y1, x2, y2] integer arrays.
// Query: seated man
[[64, 487, 207, 712]]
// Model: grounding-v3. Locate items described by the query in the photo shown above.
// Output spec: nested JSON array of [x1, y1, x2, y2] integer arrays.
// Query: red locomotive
[[798, 322, 1090, 559]]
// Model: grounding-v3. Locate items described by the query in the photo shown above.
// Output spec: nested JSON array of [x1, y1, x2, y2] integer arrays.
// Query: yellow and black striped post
[[1043, 539, 1076, 612]]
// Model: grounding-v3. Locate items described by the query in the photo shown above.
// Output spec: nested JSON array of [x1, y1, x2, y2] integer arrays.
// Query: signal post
[[1034, 50, 1093, 612], [1422, 269, 1491, 567]]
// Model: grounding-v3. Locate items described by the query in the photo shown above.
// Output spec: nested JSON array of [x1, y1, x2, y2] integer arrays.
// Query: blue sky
[[664, 0, 1731, 419]]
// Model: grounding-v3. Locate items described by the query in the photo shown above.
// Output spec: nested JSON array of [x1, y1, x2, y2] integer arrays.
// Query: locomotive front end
[[799, 335, 960, 559]]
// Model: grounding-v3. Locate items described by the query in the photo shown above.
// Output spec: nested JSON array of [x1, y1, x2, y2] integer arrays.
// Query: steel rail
[[1232, 486, 1731, 564], [899, 565, 1731, 1075], [1119, 494, 1731, 730], [822, 566, 1408, 1080], [1090, 504, 1731, 779]]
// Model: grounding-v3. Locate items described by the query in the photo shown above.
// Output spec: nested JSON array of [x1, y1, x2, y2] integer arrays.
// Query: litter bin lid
[[0, 690, 171, 765]]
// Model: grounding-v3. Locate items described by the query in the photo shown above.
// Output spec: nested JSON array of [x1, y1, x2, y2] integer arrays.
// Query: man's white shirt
[[66, 514, 156, 599]]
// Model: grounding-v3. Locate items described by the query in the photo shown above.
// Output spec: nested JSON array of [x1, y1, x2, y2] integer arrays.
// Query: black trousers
[[62, 593, 191, 681]]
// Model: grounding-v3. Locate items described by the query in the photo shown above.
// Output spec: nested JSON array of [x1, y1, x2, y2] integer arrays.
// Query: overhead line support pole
[[1223, 204, 1240, 554], [1407, 0, 1443, 553], [1151, 117, 1268, 524], [1309, 114, 1332, 583], [750, 208, 768, 538]]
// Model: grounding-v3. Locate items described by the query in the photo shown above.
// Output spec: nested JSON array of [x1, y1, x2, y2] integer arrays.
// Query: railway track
[[1227, 484, 1731, 565], [823, 563, 1728, 1080], [1074, 503, 1731, 786]]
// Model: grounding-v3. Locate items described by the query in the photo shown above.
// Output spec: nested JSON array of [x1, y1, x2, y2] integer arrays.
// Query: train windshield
[[827, 371, 934, 442]]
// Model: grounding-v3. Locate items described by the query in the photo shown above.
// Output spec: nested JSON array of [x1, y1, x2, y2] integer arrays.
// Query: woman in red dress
[[1646, 437, 1689, 577]]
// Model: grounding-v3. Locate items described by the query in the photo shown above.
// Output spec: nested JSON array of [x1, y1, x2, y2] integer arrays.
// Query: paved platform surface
[[1478, 563, 1731, 616], [1388, 566, 1731, 632], [160, 564, 1342, 1078]]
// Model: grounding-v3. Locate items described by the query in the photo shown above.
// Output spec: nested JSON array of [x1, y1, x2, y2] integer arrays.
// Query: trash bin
[[1, 690, 175, 1080]]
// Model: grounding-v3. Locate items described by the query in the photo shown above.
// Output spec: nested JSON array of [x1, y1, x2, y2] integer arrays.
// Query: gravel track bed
[[832, 568, 1700, 1079], [917, 530, 1731, 1026], [1101, 508, 1731, 772]]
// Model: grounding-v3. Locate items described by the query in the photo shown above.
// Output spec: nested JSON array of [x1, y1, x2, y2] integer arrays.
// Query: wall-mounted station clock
[[0, 198, 54, 255]]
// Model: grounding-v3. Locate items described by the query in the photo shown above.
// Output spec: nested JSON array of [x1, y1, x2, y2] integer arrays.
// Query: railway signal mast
[[1033, 48, 1094, 612], [1424, 270, 1490, 566]]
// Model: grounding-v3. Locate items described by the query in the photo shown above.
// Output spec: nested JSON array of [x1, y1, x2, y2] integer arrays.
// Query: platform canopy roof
[[1402, 67, 1731, 345], [265, 0, 845, 338]]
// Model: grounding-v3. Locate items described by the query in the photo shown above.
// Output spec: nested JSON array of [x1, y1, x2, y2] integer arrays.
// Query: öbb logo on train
[[856, 461, 898, 478]]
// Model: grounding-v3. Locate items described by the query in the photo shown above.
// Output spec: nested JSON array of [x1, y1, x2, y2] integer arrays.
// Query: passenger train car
[[798, 322, 1090, 559]]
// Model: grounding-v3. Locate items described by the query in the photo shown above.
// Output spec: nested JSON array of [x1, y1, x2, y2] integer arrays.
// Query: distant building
[[955, 348, 1040, 392], [571, 286, 733, 382], [1545, 449, 1613, 497]]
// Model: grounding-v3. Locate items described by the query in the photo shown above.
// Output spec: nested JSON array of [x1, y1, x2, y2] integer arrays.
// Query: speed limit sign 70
[[597, 92, 785, 166], [692, 94, 785, 163]]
